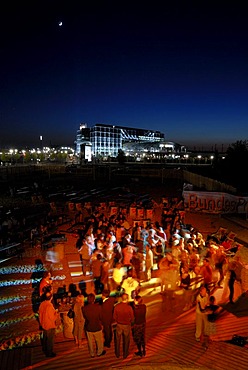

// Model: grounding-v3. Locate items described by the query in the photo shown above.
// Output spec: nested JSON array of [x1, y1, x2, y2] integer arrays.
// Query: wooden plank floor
[[17, 292, 248, 370], [0, 347, 32, 370], [1, 215, 248, 370]]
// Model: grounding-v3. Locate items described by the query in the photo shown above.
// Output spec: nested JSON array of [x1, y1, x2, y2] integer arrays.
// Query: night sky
[[1, 1, 248, 150]]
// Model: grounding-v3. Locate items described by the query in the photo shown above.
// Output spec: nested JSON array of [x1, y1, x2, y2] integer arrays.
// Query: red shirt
[[83, 303, 103, 332], [113, 302, 134, 325], [133, 303, 146, 325]]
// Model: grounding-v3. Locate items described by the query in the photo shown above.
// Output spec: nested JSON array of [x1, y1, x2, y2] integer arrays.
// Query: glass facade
[[75, 123, 165, 158]]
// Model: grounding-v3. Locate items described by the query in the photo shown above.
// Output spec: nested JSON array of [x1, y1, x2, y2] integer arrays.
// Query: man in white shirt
[[195, 285, 209, 342], [121, 269, 140, 304], [112, 262, 125, 292], [78, 238, 92, 276]]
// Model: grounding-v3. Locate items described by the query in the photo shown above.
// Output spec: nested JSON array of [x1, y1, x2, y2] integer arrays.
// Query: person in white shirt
[[195, 285, 209, 342], [112, 262, 125, 292], [78, 238, 92, 276], [145, 245, 154, 281], [121, 269, 140, 304]]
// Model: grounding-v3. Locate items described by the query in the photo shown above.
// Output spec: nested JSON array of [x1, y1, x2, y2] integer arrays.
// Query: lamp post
[[40, 136, 43, 162]]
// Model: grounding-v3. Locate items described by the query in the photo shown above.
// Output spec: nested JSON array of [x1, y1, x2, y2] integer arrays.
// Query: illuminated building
[[75, 123, 184, 157], [75, 123, 92, 162]]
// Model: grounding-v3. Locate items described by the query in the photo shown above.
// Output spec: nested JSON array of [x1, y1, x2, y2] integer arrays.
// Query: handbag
[[67, 308, 75, 319], [230, 334, 247, 347]]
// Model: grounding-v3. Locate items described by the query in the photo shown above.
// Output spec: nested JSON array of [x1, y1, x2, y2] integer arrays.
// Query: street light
[[40, 136, 43, 162]]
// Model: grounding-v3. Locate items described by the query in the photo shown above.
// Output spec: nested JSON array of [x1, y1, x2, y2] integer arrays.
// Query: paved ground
[[1, 198, 248, 369]]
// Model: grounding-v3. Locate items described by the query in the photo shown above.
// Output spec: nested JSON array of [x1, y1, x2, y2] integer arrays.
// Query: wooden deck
[[10, 288, 247, 370], [1, 212, 248, 370]]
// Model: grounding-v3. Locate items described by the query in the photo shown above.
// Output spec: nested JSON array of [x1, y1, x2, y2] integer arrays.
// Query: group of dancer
[[37, 195, 248, 357]]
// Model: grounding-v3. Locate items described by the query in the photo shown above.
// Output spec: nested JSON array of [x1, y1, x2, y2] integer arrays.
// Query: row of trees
[[117, 140, 248, 194], [0, 151, 70, 165], [216, 140, 248, 193], [191, 140, 248, 194]]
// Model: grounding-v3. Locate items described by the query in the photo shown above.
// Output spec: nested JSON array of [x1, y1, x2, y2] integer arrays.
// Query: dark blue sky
[[1, 1, 248, 150]]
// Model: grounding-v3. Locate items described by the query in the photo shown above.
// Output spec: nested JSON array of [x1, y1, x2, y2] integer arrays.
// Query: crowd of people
[[36, 195, 248, 358], [72, 201, 248, 305]]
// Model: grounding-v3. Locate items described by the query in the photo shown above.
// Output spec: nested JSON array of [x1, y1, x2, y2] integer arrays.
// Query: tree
[[117, 149, 126, 165], [225, 140, 248, 160], [216, 140, 248, 192]]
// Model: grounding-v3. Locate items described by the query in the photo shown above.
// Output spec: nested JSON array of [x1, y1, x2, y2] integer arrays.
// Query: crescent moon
[[59, 21, 63, 27]]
